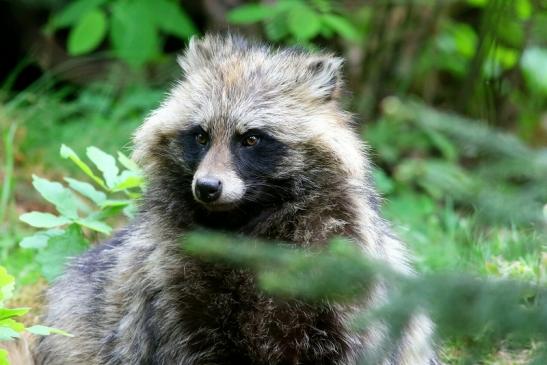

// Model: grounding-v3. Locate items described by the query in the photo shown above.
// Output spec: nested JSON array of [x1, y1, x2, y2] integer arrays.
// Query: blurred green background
[[0, 0, 546, 363]]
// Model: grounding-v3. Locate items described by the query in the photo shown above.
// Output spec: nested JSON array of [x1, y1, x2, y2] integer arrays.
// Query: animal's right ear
[[304, 56, 344, 101]]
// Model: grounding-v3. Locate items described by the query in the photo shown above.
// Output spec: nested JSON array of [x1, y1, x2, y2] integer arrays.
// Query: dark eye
[[242, 135, 259, 147], [196, 132, 209, 145]]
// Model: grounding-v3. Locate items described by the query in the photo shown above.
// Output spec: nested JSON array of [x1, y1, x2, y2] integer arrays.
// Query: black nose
[[195, 177, 222, 203]]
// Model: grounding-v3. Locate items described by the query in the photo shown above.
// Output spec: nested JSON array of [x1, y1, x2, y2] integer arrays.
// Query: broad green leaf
[[112, 171, 143, 191], [515, 0, 532, 20], [0, 308, 29, 321], [67, 8, 108, 56], [321, 14, 360, 41], [265, 13, 289, 41], [27, 325, 73, 337], [86, 147, 119, 189], [521, 47, 547, 95], [32, 175, 79, 219], [117, 152, 141, 173], [288, 5, 321, 41], [0, 318, 25, 339], [0, 325, 21, 341], [36, 225, 88, 282], [60, 145, 106, 189], [20, 212, 71, 228], [0, 267, 14, 302], [152, 0, 197, 39], [64, 177, 107, 205], [49, 0, 107, 29], [76, 218, 112, 234], [110, 0, 160, 67], [227, 4, 273, 24], [19, 229, 64, 249]]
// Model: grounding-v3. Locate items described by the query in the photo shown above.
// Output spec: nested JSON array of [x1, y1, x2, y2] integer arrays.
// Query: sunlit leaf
[[110, 0, 160, 67], [117, 152, 140, 173], [49, 0, 107, 30], [64, 177, 107, 205], [0, 308, 29, 321], [227, 4, 273, 24], [153, 0, 197, 38], [67, 8, 108, 55], [32, 175, 79, 219], [27, 325, 73, 337], [521, 47, 547, 95], [86, 147, 119, 189], [76, 218, 112, 234], [60, 145, 106, 189], [288, 5, 321, 41], [19, 229, 64, 249], [322, 14, 360, 41], [36, 225, 88, 282], [0, 267, 15, 302], [20, 212, 71, 228]]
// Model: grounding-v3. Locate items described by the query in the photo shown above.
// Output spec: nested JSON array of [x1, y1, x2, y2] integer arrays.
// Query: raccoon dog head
[[134, 35, 367, 227]]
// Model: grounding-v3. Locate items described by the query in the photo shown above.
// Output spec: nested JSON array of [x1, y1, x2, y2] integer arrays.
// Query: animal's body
[[31, 35, 438, 364]]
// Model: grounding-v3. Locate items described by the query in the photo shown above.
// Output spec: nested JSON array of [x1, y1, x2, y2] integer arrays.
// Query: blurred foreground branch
[[183, 232, 547, 364]]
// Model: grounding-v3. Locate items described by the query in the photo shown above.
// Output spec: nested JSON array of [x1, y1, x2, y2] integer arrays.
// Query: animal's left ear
[[305, 56, 344, 101]]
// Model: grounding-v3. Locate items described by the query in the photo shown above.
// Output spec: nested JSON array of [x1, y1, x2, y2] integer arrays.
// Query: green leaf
[[153, 0, 197, 39], [76, 218, 112, 234], [0, 318, 25, 340], [0, 349, 9, 365], [117, 152, 140, 173], [19, 229, 64, 249], [0, 325, 22, 341], [60, 145, 106, 189], [49, 0, 108, 30], [0, 267, 15, 303], [19, 212, 71, 228], [521, 47, 547, 95], [32, 175, 79, 219], [321, 14, 360, 41], [86, 146, 119, 189], [227, 4, 273, 24], [27, 325, 73, 337], [265, 13, 289, 41], [64, 177, 106, 205], [112, 171, 143, 191], [0, 308, 29, 321], [288, 5, 321, 40], [36, 225, 88, 282], [515, 0, 532, 20], [110, 0, 160, 67], [99, 199, 132, 208], [67, 8, 108, 56]]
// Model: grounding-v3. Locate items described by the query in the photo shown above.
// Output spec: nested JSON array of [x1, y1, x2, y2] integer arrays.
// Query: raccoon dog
[[33, 35, 439, 364]]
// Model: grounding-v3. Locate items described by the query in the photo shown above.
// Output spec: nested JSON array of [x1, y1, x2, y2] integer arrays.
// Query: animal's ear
[[305, 56, 344, 101], [177, 36, 213, 74]]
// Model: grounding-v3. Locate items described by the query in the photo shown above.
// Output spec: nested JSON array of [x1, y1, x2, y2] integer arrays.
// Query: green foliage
[[47, 0, 198, 67], [372, 98, 547, 226], [0, 266, 70, 363], [228, 0, 360, 43], [182, 232, 547, 364], [18, 145, 144, 281]]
